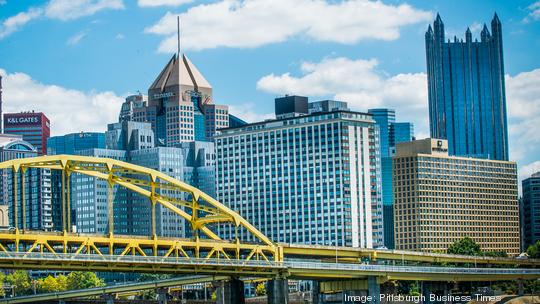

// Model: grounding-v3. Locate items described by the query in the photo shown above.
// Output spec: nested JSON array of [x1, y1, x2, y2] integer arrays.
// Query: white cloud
[[257, 56, 430, 137], [506, 69, 540, 163], [138, 0, 192, 7], [66, 30, 88, 45], [256, 57, 540, 177], [0, 8, 43, 39], [229, 103, 273, 123], [145, 0, 432, 52], [524, 1, 540, 22], [0, 69, 124, 135], [115, 33, 124, 39], [0, 0, 7, 6], [0, 0, 124, 39], [45, 0, 124, 21], [519, 161, 540, 182]]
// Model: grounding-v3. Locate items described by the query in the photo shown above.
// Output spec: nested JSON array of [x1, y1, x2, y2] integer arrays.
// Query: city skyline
[[1, 0, 539, 184]]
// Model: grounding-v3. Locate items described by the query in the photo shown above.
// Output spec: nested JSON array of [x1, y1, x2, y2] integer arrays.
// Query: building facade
[[132, 53, 229, 146], [215, 106, 378, 248], [0, 134, 52, 231], [47, 132, 107, 231], [393, 138, 519, 255], [119, 94, 148, 123], [47, 132, 105, 155], [65, 122, 215, 237], [368, 109, 414, 249], [521, 172, 540, 249], [3, 112, 50, 155], [425, 14, 508, 161]]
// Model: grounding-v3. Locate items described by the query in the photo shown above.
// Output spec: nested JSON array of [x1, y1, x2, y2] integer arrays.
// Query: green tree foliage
[[0, 272, 5, 297], [66, 272, 105, 290], [447, 237, 482, 256], [5, 270, 32, 296], [526, 240, 540, 258], [255, 283, 266, 296], [37, 275, 68, 293]]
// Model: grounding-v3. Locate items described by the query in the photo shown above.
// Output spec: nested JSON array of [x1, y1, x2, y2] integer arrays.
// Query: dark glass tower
[[425, 13, 508, 160]]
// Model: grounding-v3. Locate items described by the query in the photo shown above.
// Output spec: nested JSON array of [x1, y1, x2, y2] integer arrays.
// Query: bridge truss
[[0, 155, 281, 264]]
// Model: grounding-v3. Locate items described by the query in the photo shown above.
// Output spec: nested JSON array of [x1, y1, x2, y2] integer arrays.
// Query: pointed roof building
[[149, 53, 212, 103]]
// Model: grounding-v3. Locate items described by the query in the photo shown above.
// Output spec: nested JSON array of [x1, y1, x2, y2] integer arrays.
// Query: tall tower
[[425, 13, 509, 161]]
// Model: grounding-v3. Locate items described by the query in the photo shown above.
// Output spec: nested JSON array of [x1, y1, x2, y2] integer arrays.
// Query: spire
[[465, 27, 472, 42], [177, 16, 181, 56], [435, 13, 442, 24], [493, 12, 500, 24], [481, 23, 490, 41]]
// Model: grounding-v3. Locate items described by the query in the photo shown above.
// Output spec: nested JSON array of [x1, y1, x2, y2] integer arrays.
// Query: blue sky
[[1, 0, 539, 181]]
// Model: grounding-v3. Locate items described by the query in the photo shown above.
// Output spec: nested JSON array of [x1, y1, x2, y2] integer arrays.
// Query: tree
[[66, 272, 104, 290], [37, 275, 68, 293], [6, 270, 31, 296], [0, 272, 5, 297], [447, 237, 482, 256], [255, 283, 266, 296], [526, 240, 540, 258]]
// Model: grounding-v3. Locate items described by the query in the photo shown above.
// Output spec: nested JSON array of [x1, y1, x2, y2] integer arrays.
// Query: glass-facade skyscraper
[[521, 172, 540, 249], [425, 13, 508, 161], [368, 109, 414, 249]]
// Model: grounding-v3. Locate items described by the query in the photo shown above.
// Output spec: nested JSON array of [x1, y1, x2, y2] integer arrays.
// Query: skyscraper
[[521, 172, 540, 249], [135, 53, 229, 146], [0, 134, 52, 231], [368, 109, 414, 249], [393, 138, 519, 255], [3, 112, 50, 155], [425, 13, 508, 160], [215, 98, 379, 248]]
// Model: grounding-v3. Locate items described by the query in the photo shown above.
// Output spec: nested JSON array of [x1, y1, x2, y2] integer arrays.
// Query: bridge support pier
[[311, 280, 320, 304], [101, 294, 115, 304], [368, 276, 381, 304], [267, 278, 289, 304], [216, 278, 245, 304], [518, 279, 524, 296], [157, 287, 169, 304]]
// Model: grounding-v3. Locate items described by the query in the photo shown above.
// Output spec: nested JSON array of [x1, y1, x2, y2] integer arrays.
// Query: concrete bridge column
[[267, 278, 289, 304], [311, 280, 320, 304], [518, 279, 524, 296], [216, 278, 245, 304], [368, 276, 381, 304], [157, 287, 169, 304], [101, 294, 115, 304]]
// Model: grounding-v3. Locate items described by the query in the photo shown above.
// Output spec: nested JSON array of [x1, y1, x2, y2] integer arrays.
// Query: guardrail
[[0, 252, 538, 277]]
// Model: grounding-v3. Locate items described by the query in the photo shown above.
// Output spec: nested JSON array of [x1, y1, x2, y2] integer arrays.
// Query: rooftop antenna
[[177, 16, 181, 56]]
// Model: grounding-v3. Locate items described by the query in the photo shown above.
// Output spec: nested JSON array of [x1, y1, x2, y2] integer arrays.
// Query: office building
[[0, 134, 52, 231], [521, 172, 540, 249], [119, 93, 147, 123], [132, 53, 229, 146], [47, 132, 106, 231], [3, 112, 50, 155], [368, 109, 414, 249], [47, 132, 105, 155], [216, 100, 379, 248], [67, 121, 215, 237], [393, 138, 519, 255], [426, 14, 508, 160]]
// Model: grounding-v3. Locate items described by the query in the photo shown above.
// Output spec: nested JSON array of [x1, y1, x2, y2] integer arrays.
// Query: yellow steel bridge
[[0, 155, 538, 282]]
